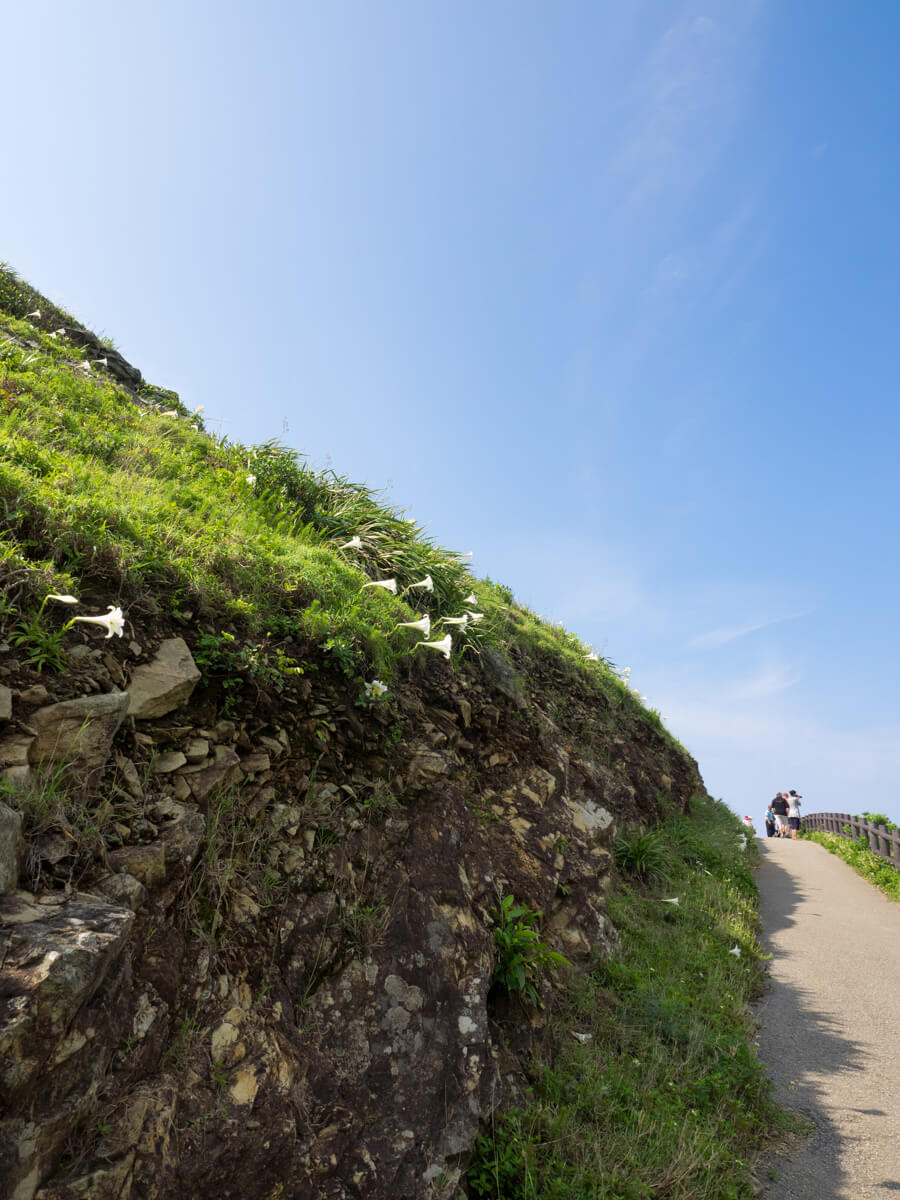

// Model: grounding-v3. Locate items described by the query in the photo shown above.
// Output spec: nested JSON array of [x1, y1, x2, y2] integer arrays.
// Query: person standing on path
[[764, 804, 777, 838], [787, 790, 802, 839], [771, 791, 789, 837]]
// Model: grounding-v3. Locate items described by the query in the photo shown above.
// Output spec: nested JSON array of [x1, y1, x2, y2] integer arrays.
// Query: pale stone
[[0, 801, 23, 893], [0, 733, 34, 767], [187, 744, 240, 801], [96, 871, 148, 911], [114, 753, 144, 799], [172, 775, 192, 802], [228, 1067, 259, 1106], [211, 1021, 238, 1057], [406, 746, 454, 790], [106, 842, 166, 889], [240, 751, 270, 775], [127, 637, 200, 719], [257, 735, 283, 759], [569, 797, 614, 833], [152, 751, 187, 773], [183, 737, 209, 763], [0, 683, 12, 721], [28, 691, 129, 772], [510, 817, 533, 840]]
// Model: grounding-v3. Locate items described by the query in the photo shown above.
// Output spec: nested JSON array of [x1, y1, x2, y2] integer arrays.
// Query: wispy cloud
[[687, 609, 811, 651], [728, 657, 801, 699], [609, 6, 763, 223]]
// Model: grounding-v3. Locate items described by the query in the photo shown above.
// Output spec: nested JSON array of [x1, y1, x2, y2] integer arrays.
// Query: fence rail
[[801, 812, 900, 869]]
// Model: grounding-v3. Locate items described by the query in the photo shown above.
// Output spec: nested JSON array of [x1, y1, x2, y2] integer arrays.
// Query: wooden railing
[[801, 812, 900, 869]]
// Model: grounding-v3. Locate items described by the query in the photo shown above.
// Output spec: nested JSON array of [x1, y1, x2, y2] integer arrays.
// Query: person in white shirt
[[787, 790, 802, 839]]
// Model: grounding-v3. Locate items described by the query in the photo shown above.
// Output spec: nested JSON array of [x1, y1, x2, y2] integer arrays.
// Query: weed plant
[[2, 762, 119, 889], [491, 894, 572, 1007], [801, 830, 900, 902], [613, 828, 670, 887], [179, 786, 287, 951], [469, 796, 800, 1200]]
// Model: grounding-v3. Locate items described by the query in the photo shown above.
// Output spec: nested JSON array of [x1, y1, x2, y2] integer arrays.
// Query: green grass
[[801, 830, 900, 901], [0, 262, 673, 731], [469, 796, 801, 1200]]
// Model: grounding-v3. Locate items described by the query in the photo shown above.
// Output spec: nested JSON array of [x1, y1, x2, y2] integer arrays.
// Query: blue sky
[[6, 1, 900, 825]]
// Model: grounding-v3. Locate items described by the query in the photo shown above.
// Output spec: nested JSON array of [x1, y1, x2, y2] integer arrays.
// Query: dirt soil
[[755, 837, 900, 1198]]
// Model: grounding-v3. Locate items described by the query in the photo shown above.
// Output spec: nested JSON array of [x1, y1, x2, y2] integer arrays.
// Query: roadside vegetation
[[801, 830, 900, 903], [470, 795, 801, 1200]]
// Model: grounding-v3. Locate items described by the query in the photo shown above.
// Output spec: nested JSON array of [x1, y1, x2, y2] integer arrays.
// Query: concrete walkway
[[754, 837, 900, 1198]]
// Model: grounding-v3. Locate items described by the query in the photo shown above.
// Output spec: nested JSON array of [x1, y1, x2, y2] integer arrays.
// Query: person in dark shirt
[[771, 792, 789, 837], [764, 805, 776, 837]]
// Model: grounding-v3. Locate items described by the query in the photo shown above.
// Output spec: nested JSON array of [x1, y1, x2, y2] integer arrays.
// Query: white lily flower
[[339, 535, 363, 550], [418, 633, 452, 660], [465, 611, 485, 623], [442, 615, 468, 627], [585, 652, 599, 661], [26, 309, 40, 318], [463, 593, 478, 606], [72, 605, 125, 639], [194, 406, 205, 414], [661, 897, 679, 906], [47, 594, 79, 605], [406, 575, 433, 592], [729, 945, 741, 958], [397, 615, 431, 637], [160, 409, 178, 417], [362, 578, 397, 594], [246, 474, 257, 486], [364, 679, 388, 699]]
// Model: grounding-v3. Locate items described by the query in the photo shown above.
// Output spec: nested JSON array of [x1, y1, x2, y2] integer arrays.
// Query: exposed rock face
[[0, 627, 705, 1199], [127, 638, 200, 719], [0, 893, 135, 1200]]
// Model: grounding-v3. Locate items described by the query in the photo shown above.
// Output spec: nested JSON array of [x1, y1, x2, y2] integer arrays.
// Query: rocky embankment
[[0, 621, 703, 1199]]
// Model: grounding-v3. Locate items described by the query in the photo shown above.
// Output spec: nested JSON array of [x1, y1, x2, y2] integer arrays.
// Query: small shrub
[[862, 811, 898, 834], [491, 894, 571, 1007]]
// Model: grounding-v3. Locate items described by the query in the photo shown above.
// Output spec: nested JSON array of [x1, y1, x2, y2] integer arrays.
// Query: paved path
[[754, 837, 900, 1198]]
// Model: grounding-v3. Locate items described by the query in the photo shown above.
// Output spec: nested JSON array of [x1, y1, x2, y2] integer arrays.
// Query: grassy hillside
[[0, 262, 666, 729], [0, 265, 794, 1199]]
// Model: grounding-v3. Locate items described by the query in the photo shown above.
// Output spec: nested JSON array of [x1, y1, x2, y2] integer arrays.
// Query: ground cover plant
[[801, 830, 900, 902], [469, 795, 801, 1200]]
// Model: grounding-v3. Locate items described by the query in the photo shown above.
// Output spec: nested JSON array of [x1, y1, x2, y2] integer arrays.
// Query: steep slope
[[0, 267, 705, 1200]]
